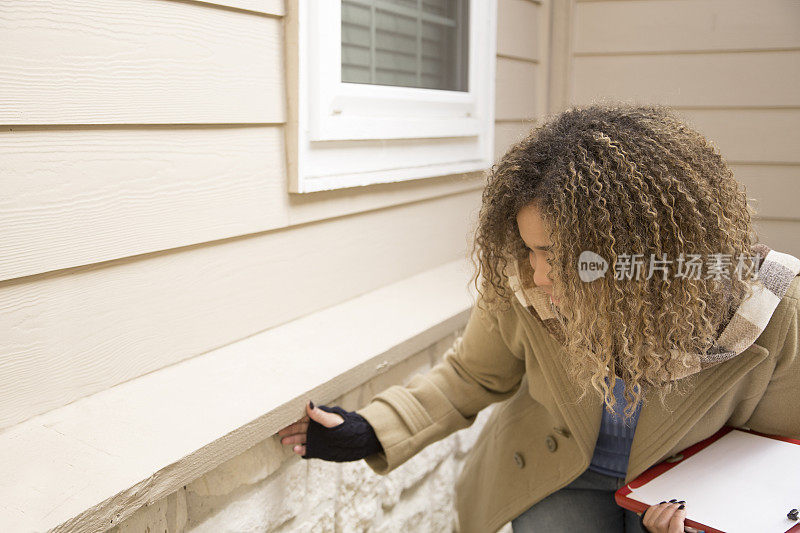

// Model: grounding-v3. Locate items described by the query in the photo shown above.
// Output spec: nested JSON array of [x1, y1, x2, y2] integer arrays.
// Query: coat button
[[513, 452, 525, 468], [553, 426, 571, 438], [545, 435, 558, 452]]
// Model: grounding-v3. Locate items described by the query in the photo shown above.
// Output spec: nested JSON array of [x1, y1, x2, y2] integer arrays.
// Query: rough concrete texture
[[108, 331, 515, 533]]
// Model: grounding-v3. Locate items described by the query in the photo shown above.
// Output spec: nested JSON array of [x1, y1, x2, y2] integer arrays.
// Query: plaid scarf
[[503, 242, 800, 381]]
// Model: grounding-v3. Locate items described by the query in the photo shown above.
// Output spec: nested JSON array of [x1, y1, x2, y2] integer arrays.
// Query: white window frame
[[288, 0, 497, 193]]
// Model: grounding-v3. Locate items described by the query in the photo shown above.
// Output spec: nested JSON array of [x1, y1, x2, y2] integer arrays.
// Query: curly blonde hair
[[468, 102, 761, 421]]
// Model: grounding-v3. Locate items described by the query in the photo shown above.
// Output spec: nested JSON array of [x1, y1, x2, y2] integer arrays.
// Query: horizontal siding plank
[[0, 127, 287, 281], [0, 126, 483, 282], [497, 0, 541, 61], [192, 0, 284, 16], [496, 57, 541, 120], [0, 0, 284, 124], [494, 120, 535, 161], [572, 51, 800, 107], [0, 190, 481, 430], [732, 164, 800, 221], [676, 108, 800, 164], [575, 0, 800, 54], [753, 218, 800, 258]]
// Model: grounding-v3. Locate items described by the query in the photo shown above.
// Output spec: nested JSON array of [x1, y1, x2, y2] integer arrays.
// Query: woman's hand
[[639, 501, 698, 532], [277, 401, 345, 456]]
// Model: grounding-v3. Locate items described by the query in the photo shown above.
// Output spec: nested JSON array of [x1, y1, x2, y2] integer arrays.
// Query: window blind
[[341, 0, 469, 91]]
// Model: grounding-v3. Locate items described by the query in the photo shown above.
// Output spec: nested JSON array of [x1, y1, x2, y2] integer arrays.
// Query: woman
[[278, 102, 800, 533]]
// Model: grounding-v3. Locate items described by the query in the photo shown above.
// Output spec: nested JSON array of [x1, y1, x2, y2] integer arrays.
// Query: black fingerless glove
[[302, 405, 384, 462]]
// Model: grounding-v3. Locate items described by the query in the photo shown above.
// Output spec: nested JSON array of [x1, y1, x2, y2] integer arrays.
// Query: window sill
[[0, 259, 476, 532]]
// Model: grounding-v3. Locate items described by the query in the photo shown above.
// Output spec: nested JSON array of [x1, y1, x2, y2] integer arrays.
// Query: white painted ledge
[[0, 259, 477, 533]]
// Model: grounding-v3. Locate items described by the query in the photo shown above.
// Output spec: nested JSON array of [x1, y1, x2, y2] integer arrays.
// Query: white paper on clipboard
[[626, 429, 800, 533]]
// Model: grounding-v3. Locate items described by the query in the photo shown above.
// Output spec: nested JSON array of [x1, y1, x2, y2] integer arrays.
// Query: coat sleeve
[[743, 291, 800, 439], [355, 294, 527, 474]]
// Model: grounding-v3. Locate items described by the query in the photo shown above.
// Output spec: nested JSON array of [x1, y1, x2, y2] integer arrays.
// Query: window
[[287, 0, 497, 193]]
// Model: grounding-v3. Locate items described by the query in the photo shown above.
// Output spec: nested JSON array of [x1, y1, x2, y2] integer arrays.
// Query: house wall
[[0, 0, 543, 432], [566, 0, 800, 257], [1, 0, 544, 531]]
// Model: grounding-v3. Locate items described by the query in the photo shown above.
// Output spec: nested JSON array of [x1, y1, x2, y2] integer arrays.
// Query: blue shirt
[[588, 375, 643, 478]]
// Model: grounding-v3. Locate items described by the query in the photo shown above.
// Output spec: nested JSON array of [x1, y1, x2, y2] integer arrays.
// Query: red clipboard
[[615, 426, 800, 533]]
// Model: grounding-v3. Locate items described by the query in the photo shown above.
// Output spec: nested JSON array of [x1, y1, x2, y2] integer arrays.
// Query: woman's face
[[516, 202, 561, 306]]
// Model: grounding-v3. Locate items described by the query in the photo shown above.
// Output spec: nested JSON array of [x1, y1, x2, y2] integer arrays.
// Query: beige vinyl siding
[[574, 0, 800, 53], [494, 0, 548, 161], [0, 126, 478, 282], [570, 0, 800, 257], [572, 52, 800, 107], [0, 0, 495, 430], [496, 58, 541, 120], [0, 191, 478, 430], [753, 219, 800, 256], [495, 119, 537, 161], [497, 0, 542, 62], [0, 1, 285, 125], [194, 0, 285, 15]]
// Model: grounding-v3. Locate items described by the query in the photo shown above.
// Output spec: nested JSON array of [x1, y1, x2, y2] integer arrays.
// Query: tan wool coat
[[356, 273, 800, 533]]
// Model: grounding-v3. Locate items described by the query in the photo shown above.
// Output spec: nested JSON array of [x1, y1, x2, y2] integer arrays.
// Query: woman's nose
[[532, 262, 551, 288]]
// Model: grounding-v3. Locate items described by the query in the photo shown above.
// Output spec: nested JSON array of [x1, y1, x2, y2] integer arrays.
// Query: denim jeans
[[511, 467, 647, 533]]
